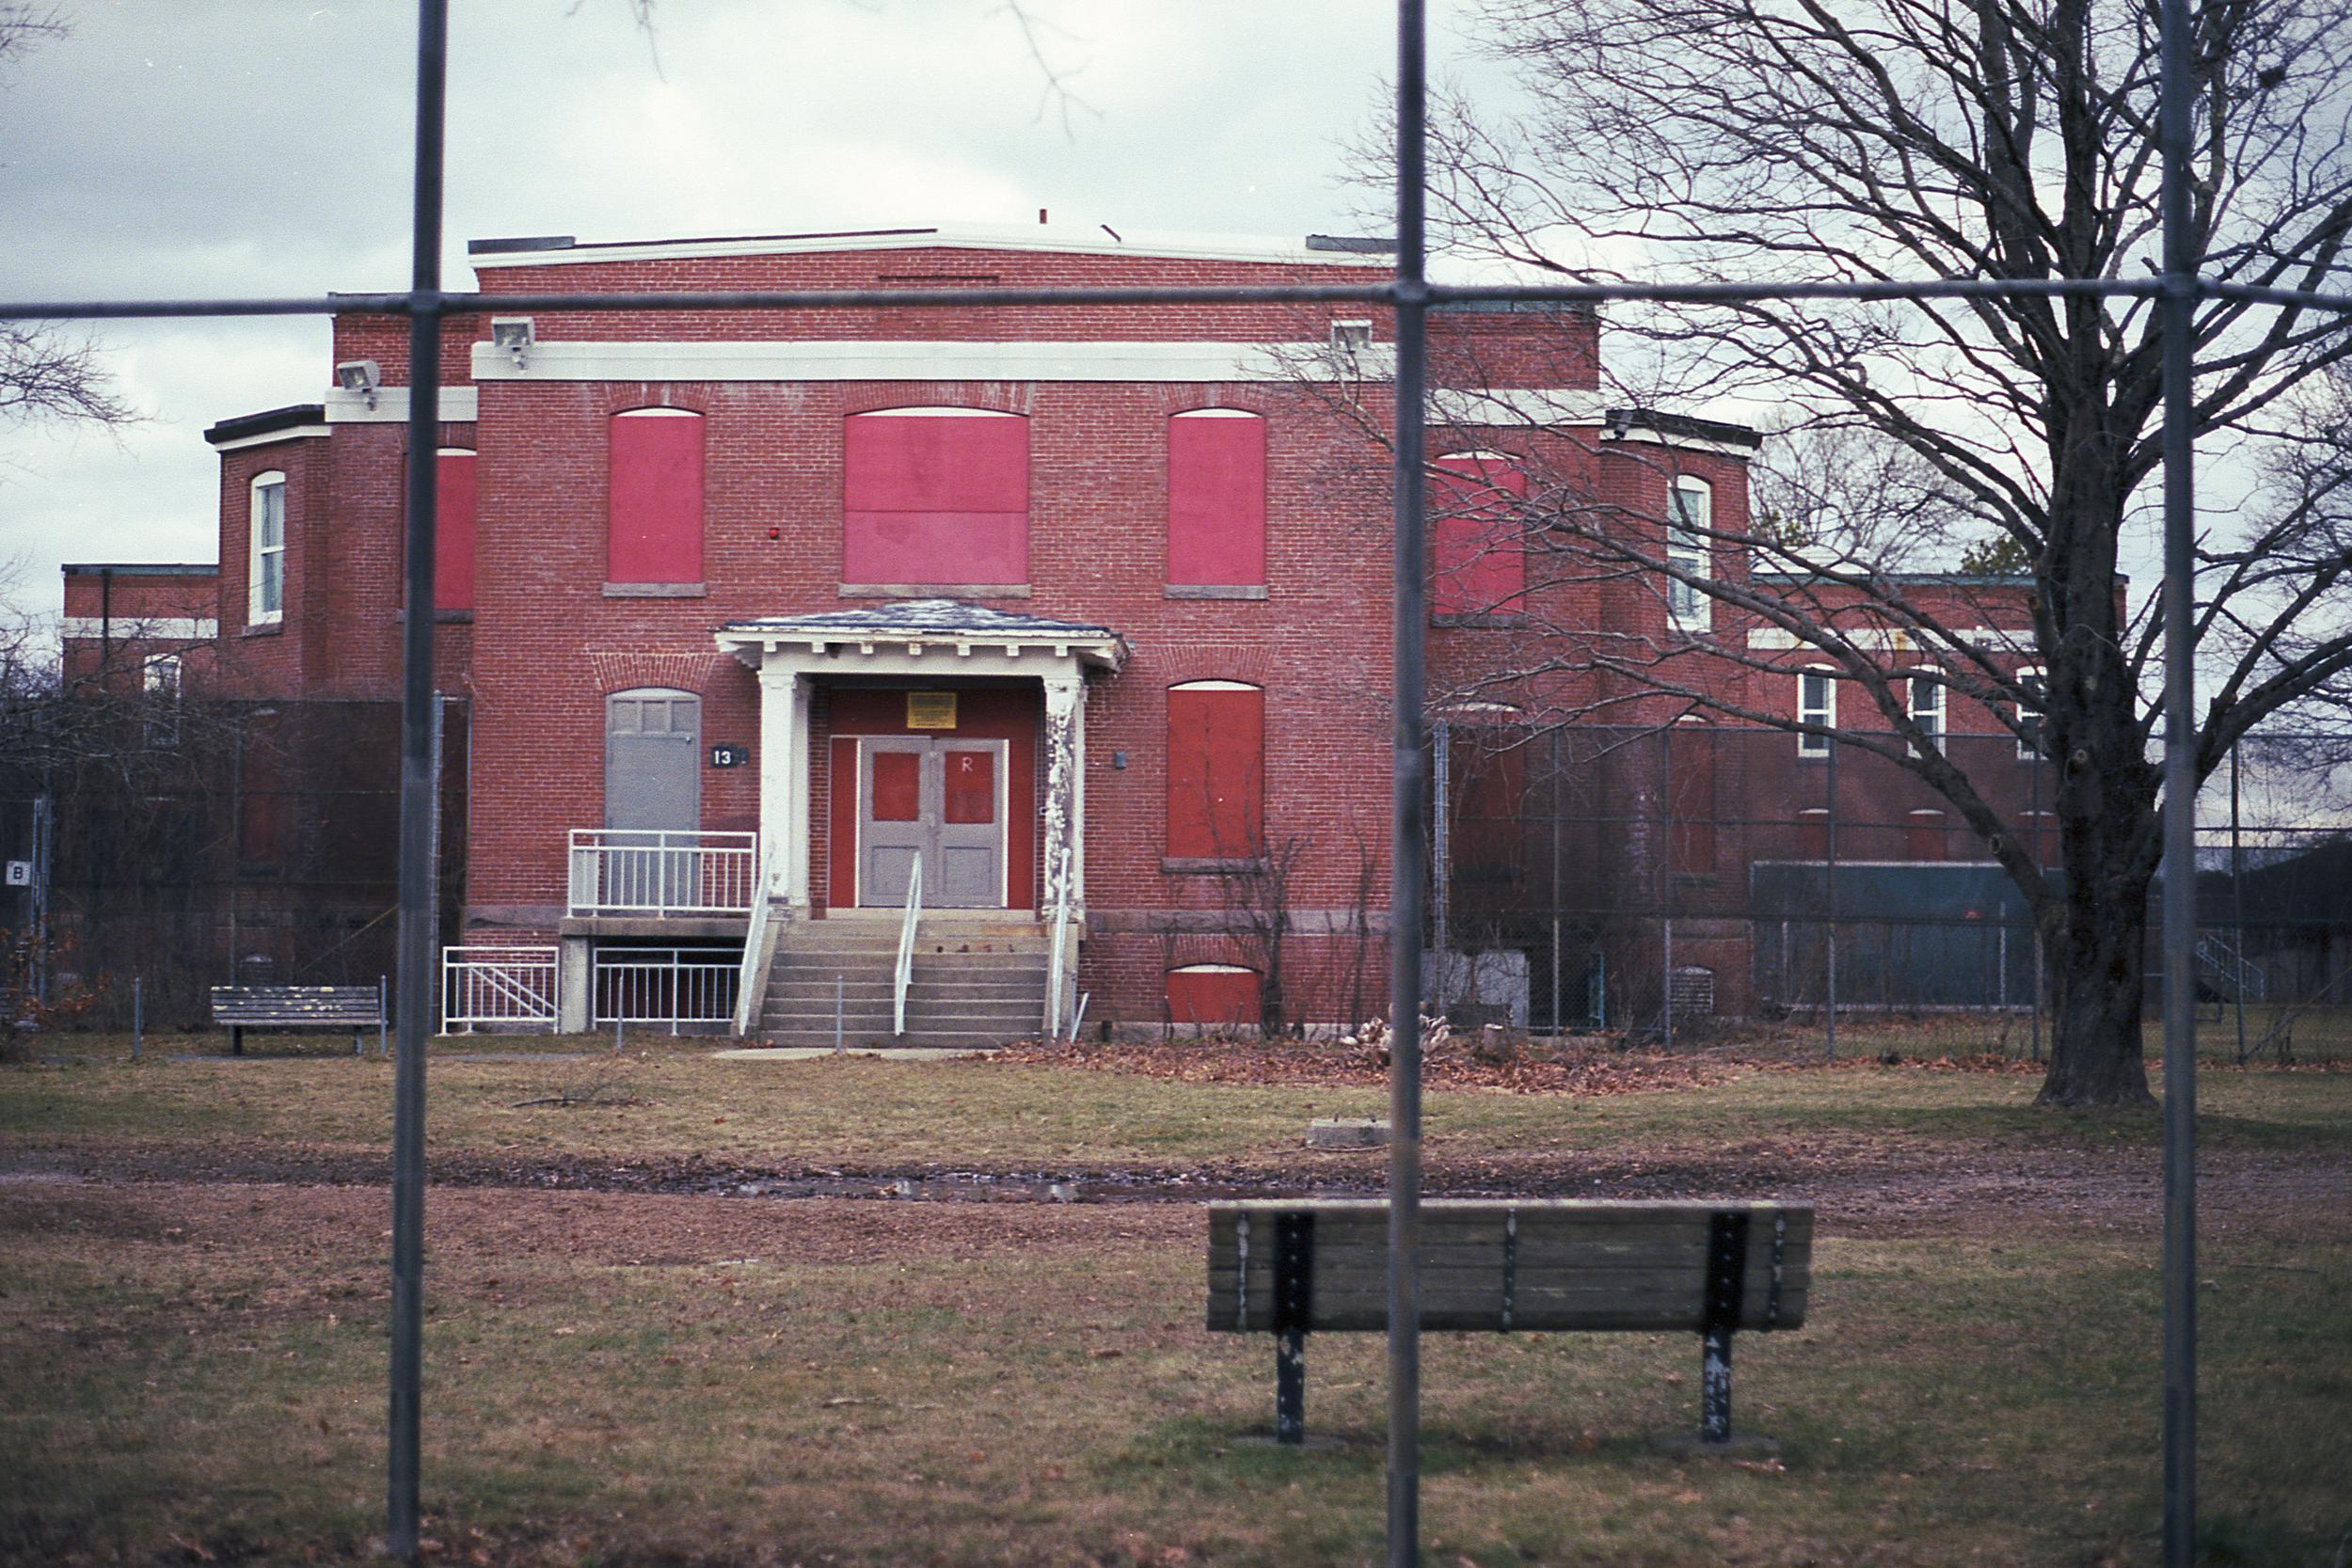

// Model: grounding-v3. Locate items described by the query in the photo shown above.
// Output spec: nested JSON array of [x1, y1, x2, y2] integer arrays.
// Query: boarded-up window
[[944, 748, 995, 824], [1453, 735, 1524, 880], [843, 408, 1027, 584], [1167, 409, 1266, 587], [1798, 808, 1831, 861], [1431, 452, 1527, 617], [608, 408, 705, 584], [1906, 810, 1948, 862], [1669, 726, 1716, 874], [1167, 964, 1261, 1028], [436, 449, 475, 610], [1167, 681, 1264, 859]]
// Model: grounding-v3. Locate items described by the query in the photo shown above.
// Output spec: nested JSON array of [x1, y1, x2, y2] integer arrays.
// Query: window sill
[[603, 582, 707, 598], [1165, 584, 1268, 601], [1431, 612, 1525, 629], [1162, 856, 1266, 877], [240, 622, 283, 639], [840, 582, 1031, 599]]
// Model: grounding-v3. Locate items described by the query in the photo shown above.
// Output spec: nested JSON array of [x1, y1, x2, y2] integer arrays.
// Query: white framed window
[[1907, 670, 1946, 753], [248, 471, 286, 626], [142, 654, 183, 748], [1797, 667, 1835, 755], [1666, 476, 1711, 629], [2016, 667, 2046, 759]]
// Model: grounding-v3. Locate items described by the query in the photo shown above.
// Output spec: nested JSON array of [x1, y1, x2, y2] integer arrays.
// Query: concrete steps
[[756, 914, 1049, 1049]]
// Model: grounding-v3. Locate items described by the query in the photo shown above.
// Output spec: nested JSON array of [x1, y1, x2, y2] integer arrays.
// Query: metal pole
[[1824, 736, 1838, 1061], [2156, 0, 2201, 1544], [387, 2, 448, 1559], [1432, 719, 1450, 1011], [1387, 1, 1430, 1560], [1661, 725, 1673, 1048], [1549, 727, 1563, 1037], [132, 976, 142, 1060], [2031, 753, 2043, 1063], [2231, 742, 2248, 1064]]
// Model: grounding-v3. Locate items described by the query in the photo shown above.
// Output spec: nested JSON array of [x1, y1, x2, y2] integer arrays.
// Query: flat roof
[[468, 223, 1397, 270], [62, 562, 219, 578]]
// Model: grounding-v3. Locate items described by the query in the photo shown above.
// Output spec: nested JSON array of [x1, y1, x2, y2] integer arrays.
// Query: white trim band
[[467, 224, 1393, 271], [63, 616, 217, 640], [323, 386, 482, 423], [472, 339, 1398, 385], [210, 425, 328, 452]]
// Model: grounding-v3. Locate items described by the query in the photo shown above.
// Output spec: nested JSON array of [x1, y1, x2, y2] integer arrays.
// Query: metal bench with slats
[[1207, 1198, 1813, 1446], [210, 983, 388, 1057]]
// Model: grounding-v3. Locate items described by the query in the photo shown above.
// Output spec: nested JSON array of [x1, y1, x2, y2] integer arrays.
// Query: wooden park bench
[[210, 983, 388, 1057], [1207, 1198, 1812, 1447]]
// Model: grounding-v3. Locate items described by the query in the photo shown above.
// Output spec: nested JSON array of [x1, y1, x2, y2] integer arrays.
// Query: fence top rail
[[570, 828, 755, 845], [22, 273, 2352, 326]]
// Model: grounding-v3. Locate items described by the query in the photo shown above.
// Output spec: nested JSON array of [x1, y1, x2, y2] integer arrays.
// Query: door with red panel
[[856, 737, 1007, 909]]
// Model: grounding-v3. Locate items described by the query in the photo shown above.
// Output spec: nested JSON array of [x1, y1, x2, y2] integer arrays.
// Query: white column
[[757, 662, 811, 914], [1042, 673, 1085, 916]]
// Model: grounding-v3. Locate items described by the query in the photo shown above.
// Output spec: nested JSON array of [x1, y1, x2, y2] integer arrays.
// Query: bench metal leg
[[1276, 1329, 1307, 1446], [230, 1026, 243, 1057], [1700, 1325, 1734, 1443]]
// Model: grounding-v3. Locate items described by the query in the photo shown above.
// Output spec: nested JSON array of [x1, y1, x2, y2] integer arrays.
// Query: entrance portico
[[713, 601, 1126, 924]]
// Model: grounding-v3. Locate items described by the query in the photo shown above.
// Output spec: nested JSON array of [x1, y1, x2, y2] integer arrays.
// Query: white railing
[[566, 829, 758, 917], [733, 843, 779, 1037], [1045, 876, 1073, 1041], [594, 946, 740, 1033], [442, 945, 559, 1033], [893, 852, 922, 1037]]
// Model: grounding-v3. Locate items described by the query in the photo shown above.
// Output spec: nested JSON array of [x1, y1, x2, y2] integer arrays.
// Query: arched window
[[1667, 476, 1712, 630], [608, 408, 705, 585], [1166, 680, 1264, 861], [1431, 451, 1527, 618], [2016, 667, 2046, 759], [248, 470, 286, 626], [1906, 810, 1948, 862], [842, 407, 1028, 586], [1797, 667, 1836, 756], [1167, 408, 1266, 590], [1907, 669, 1946, 753]]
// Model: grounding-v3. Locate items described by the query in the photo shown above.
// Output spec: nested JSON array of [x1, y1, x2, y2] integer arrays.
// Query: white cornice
[[323, 386, 482, 423], [468, 224, 1392, 271], [1748, 626, 2033, 653], [471, 339, 1407, 385], [209, 425, 328, 452]]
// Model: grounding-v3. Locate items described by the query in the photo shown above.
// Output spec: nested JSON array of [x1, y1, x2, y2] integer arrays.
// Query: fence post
[[1824, 735, 1838, 1061], [1431, 719, 1450, 1013], [131, 976, 142, 1060], [1660, 724, 1673, 1049], [2231, 740, 2249, 1064]]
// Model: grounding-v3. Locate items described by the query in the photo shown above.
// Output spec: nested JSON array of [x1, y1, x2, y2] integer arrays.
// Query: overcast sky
[[2, 1, 1506, 621]]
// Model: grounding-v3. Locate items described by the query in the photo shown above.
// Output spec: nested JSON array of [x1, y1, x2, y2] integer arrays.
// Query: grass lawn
[[1, 1035, 2347, 1564]]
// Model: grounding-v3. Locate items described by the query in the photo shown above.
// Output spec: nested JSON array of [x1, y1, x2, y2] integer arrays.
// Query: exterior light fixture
[[490, 316, 535, 369], [335, 358, 381, 410]]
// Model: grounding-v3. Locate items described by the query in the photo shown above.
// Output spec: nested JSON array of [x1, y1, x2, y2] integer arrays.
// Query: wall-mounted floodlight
[[1331, 320, 1375, 356], [335, 358, 382, 411], [491, 316, 534, 370]]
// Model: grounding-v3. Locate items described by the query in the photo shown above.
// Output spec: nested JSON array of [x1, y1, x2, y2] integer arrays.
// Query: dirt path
[[6, 1135, 2344, 1241]]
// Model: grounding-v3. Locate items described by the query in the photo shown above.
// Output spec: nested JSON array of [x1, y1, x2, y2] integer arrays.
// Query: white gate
[[441, 945, 559, 1033]]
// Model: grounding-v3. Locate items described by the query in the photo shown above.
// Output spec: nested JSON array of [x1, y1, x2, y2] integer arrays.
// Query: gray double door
[[859, 736, 1006, 909]]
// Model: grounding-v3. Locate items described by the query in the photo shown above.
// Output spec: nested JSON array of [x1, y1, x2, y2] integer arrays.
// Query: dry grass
[[1, 1175, 2344, 1567]]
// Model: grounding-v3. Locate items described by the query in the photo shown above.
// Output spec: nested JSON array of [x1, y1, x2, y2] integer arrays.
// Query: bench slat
[[1205, 1199, 1812, 1334]]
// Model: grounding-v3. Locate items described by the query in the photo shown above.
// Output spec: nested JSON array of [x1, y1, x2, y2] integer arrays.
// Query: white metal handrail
[[566, 829, 758, 917], [1045, 873, 1072, 1040], [441, 945, 559, 1034], [893, 852, 922, 1037], [733, 840, 776, 1037], [594, 946, 739, 1033]]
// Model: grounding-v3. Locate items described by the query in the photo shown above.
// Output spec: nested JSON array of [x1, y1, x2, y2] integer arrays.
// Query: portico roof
[[714, 598, 1126, 673]]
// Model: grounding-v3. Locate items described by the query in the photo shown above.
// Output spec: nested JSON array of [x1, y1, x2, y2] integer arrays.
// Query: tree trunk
[[2038, 810, 2159, 1110]]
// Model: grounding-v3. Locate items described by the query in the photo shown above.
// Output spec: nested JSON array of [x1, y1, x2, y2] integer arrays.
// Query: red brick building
[[78, 224, 2046, 1038]]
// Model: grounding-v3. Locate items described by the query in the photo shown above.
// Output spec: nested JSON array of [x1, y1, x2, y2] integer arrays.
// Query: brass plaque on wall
[[907, 691, 958, 730]]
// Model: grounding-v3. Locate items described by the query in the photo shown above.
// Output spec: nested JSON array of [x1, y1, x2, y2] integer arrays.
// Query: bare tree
[[1383, 0, 2352, 1106], [0, 8, 133, 439]]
